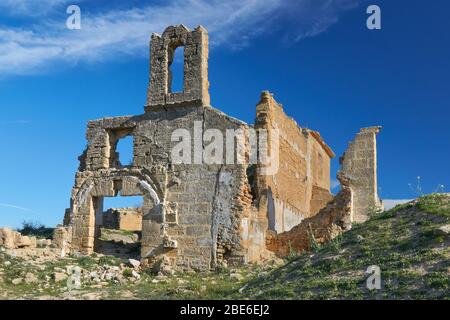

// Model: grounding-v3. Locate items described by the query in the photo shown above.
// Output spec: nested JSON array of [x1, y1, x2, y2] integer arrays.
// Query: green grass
[[74, 256, 98, 269], [1, 194, 448, 300], [98, 255, 124, 267], [238, 194, 450, 300], [416, 194, 450, 217]]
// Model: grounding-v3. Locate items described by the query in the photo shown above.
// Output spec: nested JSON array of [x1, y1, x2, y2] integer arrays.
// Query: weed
[[122, 268, 133, 278]]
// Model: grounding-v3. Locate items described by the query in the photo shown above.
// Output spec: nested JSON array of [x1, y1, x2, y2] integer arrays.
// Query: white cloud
[[277, 0, 360, 42], [0, 0, 76, 17], [0, 0, 360, 76]]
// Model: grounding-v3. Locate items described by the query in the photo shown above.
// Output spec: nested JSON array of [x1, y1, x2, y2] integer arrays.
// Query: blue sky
[[0, 0, 449, 228]]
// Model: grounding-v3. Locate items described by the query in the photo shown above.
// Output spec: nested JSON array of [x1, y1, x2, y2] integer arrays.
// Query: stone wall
[[265, 126, 383, 257], [339, 126, 383, 223], [266, 182, 352, 257], [69, 104, 269, 271], [254, 91, 334, 233], [310, 185, 334, 216], [103, 207, 143, 232]]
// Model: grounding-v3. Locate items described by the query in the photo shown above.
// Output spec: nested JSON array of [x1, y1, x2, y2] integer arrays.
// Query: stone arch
[[70, 170, 164, 254], [73, 172, 162, 208]]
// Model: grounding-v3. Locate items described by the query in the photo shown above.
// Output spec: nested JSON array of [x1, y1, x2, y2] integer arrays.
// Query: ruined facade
[[59, 25, 382, 272], [254, 92, 335, 234], [265, 127, 383, 256]]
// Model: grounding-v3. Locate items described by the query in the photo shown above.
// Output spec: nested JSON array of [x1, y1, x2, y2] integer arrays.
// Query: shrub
[[328, 234, 343, 252], [18, 221, 54, 239], [307, 225, 321, 253], [367, 205, 384, 220], [287, 241, 299, 261], [76, 256, 97, 268]]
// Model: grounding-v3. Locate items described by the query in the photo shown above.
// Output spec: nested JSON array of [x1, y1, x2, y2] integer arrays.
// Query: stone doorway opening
[[93, 195, 143, 260]]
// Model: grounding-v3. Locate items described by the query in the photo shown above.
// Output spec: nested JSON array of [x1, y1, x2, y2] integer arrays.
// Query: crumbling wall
[[214, 165, 269, 268], [68, 102, 269, 272], [0, 228, 37, 249], [265, 126, 383, 257], [254, 91, 334, 234], [310, 185, 334, 216], [266, 180, 352, 257], [103, 207, 143, 232], [339, 126, 383, 223]]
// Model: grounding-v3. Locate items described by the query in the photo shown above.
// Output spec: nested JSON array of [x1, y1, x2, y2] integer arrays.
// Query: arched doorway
[[70, 172, 162, 258]]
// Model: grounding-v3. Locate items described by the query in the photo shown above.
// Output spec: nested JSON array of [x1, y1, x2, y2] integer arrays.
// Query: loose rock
[[25, 272, 39, 284], [54, 272, 68, 283], [128, 259, 141, 269]]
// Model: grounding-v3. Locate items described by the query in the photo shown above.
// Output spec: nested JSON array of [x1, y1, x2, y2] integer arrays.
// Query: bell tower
[[145, 25, 210, 111]]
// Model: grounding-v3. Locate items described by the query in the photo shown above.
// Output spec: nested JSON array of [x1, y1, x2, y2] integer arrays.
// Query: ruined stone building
[[58, 25, 382, 272]]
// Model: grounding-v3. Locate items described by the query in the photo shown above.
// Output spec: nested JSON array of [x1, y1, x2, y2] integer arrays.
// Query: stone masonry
[[253, 92, 335, 234], [146, 25, 210, 109], [103, 207, 143, 232], [266, 180, 352, 257], [265, 128, 383, 256], [59, 25, 382, 271], [339, 127, 383, 223]]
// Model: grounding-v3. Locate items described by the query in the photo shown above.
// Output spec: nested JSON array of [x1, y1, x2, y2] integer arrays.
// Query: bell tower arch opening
[[168, 44, 185, 93]]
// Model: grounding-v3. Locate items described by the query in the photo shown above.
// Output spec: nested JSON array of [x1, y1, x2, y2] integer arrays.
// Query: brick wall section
[[339, 126, 383, 223], [310, 185, 334, 216], [103, 208, 143, 232], [254, 91, 334, 233], [266, 183, 352, 257]]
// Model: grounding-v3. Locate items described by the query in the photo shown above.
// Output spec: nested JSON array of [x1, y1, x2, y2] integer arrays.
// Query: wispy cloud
[[0, 202, 34, 212], [0, 0, 360, 76], [0, 0, 77, 17], [277, 0, 360, 43]]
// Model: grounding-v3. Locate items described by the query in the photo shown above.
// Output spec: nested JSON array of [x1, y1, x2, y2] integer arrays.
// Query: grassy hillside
[[1, 194, 448, 300], [240, 194, 450, 299]]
